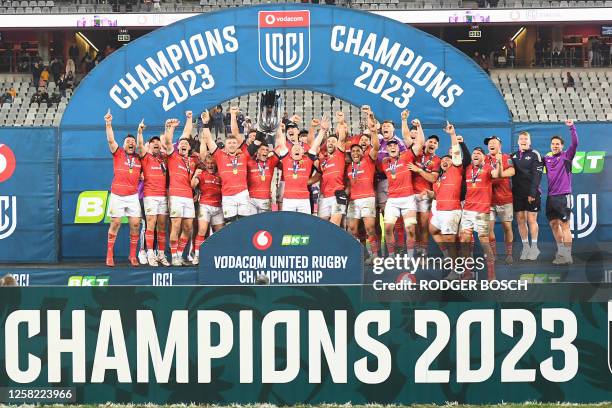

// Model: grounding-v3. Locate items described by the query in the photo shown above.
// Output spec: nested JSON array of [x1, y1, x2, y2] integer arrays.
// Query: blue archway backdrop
[[59, 3, 512, 259]]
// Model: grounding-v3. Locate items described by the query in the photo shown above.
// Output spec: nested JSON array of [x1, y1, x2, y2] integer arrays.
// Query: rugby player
[[203, 106, 251, 222], [276, 116, 327, 214], [316, 111, 348, 225], [457, 147, 504, 280], [163, 111, 196, 266], [428, 123, 463, 259], [346, 108, 381, 262], [104, 110, 142, 267], [246, 126, 283, 214], [409, 134, 441, 257], [190, 112, 225, 266], [379, 110, 424, 258], [136, 120, 170, 267], [544, 119, 578, 265], [484, 136, 516, 265], [511, 131, 543, 261]]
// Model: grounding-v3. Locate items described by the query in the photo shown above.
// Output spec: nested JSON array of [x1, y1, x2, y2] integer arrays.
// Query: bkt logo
[[0, 144, 17, 240], [570, 193, 597, 239], [68, 276, 110, 286], [572, 151, 605, 174], [258, 10, 310, 80], [74, 191, 126, 223]]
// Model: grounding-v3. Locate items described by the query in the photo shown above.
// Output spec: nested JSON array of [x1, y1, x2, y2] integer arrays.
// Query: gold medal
[[261, 175, 266, 181], [391, 174, 396, 180], [129, 168, 133, 174], [292, 173, 298, 179], [233, 169, 238, 175]]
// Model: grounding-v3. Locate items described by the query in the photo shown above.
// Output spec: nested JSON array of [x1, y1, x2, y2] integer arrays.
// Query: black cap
[[286, 121, 298, 129], [484, 136, 501, 145], [427, 134, 440, 142], [387, 139, 399, 145], [473, 147, 485, 154], [216, 141, 225, 149]]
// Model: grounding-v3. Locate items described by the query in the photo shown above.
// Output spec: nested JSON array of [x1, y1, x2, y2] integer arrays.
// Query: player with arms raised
[[163, 111, 196, 266], [346, 107, 381, 262], [104, 110, 142, 267]]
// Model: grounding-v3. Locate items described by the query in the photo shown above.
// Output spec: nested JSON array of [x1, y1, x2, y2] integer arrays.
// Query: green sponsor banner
[[0, 286, 611, 404]]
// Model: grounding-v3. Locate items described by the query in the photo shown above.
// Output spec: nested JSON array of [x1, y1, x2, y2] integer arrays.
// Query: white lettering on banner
[[570, 193, 597, 239], [331, 25, 464, 109], [0, 195, 17, 240], [109, 25, 238, 110], [3, 308, 581, 384], [76, 195, 105, 219]]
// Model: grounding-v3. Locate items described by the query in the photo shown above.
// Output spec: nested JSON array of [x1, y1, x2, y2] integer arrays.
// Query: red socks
[[394, 218, 405, 249], [157, 230, 166, 253], [107, 232, 117, 258], [367, 235, 380, 258], [145, 230, 155, 252], [170, 240, 178, 256], [194, 234, 206, 254], [129, 233, 139, 258], [177, 237, 188, 255]]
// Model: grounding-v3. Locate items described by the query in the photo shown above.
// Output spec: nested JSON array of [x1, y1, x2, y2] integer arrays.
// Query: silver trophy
[[256, 90, 284, 138]]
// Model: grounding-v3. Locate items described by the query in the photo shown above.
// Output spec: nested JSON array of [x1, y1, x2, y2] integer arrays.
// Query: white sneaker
[[565, 254, 573, 265], [171, 254, 182, 266], [519, 246, 530, 261], [187, 253, 194, 262], [192, 254, 199, 265], [527, 246, 540, 261], [138, 250, 148, 265], [147, 251, 158, 267], [552, 252, 564, 265], [181, 258, 192, 267], [157, 252, 170, 267]]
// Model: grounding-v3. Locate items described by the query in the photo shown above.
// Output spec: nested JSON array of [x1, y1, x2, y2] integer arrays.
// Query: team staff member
[[104, 110, 142, 267], [511, 130, 543, 261], [409, 134, 441, 257], [136, 120, 170, 267], [276, 116, 327, 214], [346, 107, 381, 262], [485, 136, 515, 265], [317, 111, 348, 226], [190, 115, 225, 266], [544, 119, 578, 265], [163, 112, 197, 266], [203, 106, 250, 222], [428, 123, 463, 260], [458, 147, 503, 281]]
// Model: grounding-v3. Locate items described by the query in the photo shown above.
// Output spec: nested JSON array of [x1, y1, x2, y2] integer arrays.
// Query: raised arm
[[105, 110, 118, 153], [163, 118, 179, 155], [181, 111, 193, 140], [136, 119, 145, 158], [444, 122, 463, 167], [308, 117, 319, 147], [366, 108, 380, 160], [411, 118, 425, 152], [565, 119, 578, 160], [401, 109, 411, 146], [335, 111, 347, 151], [199, 111, 211, 157], [230, 106, 245, 145], [458, 135, 471, 169], [491, 153, 504, 179], [308, 115, 329, 155]]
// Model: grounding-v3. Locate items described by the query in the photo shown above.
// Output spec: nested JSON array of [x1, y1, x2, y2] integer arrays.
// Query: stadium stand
[[0, 68, 610, 127], [0, 0, 611, 13]]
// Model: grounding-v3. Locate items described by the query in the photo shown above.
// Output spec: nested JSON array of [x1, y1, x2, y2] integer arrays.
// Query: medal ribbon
[[257, 160, 267, 177], [181, 155, 191, 176], [351, 161, 360, 179], [389, 158, 398, 177], [154, 153, 166, 175], [292, 160, 300, 177], [231, 155, 238, 174], [420, 153, 432, 170], [470, 165, 482, 184]]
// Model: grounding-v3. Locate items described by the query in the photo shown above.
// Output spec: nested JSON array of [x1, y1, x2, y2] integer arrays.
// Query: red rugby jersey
[[212, 143, 249, 196], [197, 171, 222, 207], [318, 148, 346, 198], [346, 155, 376, 200], [413, 152, 441, 194], [486, 153, 513, 206], [379, 150, 416, 198], [141, 152, 167, 197], [111, 147, 142, 196], [433, 165, 463, 211], [167, 151, 197, 198], [247, 154, 280, 200], [281, 154, 315, 199], [464, 163, 494, 213]]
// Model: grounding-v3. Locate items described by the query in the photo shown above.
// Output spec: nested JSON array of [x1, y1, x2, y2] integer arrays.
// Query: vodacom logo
[[252, 230, 273, 251], [0, 144, 16, 183]]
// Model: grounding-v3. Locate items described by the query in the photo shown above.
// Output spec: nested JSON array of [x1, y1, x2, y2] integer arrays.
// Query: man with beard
[[544, 119, 578, 265], [276, 116, 327, 214], [203, 106, 250, 222], [163, 111, 196, 266], [458, 147, 504, 280], [104, 110, 143, 267], [379, 111, 424, 258], [427, 123, 463, 260], [511, 131, 543, 261], [136, 120, 170, 267], [346, 108, 381, 262], [190, 113, 225, 266], [409, 134, 441, 257], [316, 111, 348, 225], [484, 136, 515, 265]]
